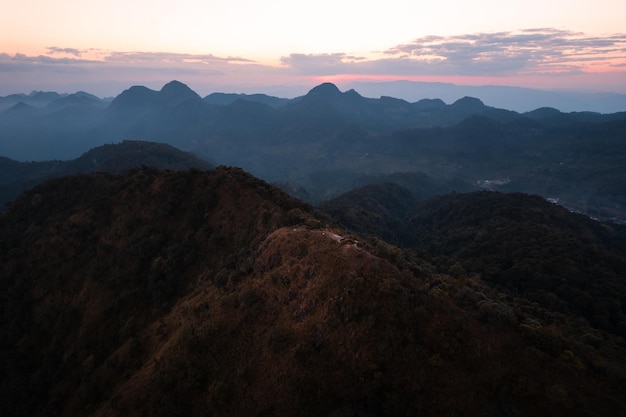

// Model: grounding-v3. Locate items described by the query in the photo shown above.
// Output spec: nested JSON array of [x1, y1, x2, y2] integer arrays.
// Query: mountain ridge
[[2, 167, 626, 416], [2, 80, 626, 221], [344, 80, 626, 113]]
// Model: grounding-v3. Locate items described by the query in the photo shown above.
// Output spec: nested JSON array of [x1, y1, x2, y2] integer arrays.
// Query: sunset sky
[[1, 0, 626, 97]]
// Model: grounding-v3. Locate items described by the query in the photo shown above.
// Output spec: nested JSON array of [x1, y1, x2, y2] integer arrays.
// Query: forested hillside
[[2, 168, 626, 416]]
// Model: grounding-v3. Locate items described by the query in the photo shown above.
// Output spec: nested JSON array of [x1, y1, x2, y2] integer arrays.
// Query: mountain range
[[2, 78, 626, 415], [1, 80, 626, 222], [344, 80, 626, 114]]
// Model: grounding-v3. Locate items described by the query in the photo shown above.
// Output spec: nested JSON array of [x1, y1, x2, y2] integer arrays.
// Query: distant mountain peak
[[160, 80, 201, 101], [344, 88, 364, 99], [306, 82, 342, 98], [525, 107, 563, 117], [451, 96, 485, 110], [109, 85, 159, 110], [412, 98, 446, 110], [30, 91, 62, 100], [161, 80, 189, 91], [7, 101, 36, 113]]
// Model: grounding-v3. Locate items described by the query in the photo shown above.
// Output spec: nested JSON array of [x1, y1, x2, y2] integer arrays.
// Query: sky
[[1, 0, 626, 98]]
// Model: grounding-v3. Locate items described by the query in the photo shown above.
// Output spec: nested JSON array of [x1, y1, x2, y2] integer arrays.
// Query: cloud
[[0, 49, 293, 96], [47, 47, 84, 57], [382, 29, 626, 75], [281, 29, 626, 77], [1, 29, 625, 95], [280, 53, 368, 74], [0, 49, 260, 77], [0, 52, 100, 73], [103, 51, 254, 65]]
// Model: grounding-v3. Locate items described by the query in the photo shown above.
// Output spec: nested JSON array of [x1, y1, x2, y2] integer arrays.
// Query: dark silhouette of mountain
[[159, 79, 203, 104], [352, 170, 474, 201], [282, 83, 515, 131], [2, 167, 626, 416], [219, 99, 277, 126], [204, 92, 291, 107], [346, 80, 626, 113], [322, 182, 418, 243], [104, 81, 213, 149], [63, 140, 212, 173], [321, 171, 475, 243], [524, 106, 565, 121], [524, 107, 626, 126], [285, 83, 374, 125], [30, 91, 63, 102], [451, 96, 485, 111], [108, 85, 160, 112], [411, 97, 447, 111], [0, 140, 212, 209], [446, 97, 521, 123], [108, 82, 205, 127], [304, 81, 342, 98], [45, 91, 108, 111]]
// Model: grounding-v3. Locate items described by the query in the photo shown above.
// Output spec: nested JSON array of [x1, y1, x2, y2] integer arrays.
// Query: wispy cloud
[[46, 47, 84, 57], [279, 53, 368, 74], [1, 29, 625, 95], [0, 49, 290, 95], [0, 49, 255, 69], [102, 51, 254, 65], [383, 29, 626, 75], [0, 52, 99, 73], [0, 50, 261, 78], [282, 29, 626, 77]]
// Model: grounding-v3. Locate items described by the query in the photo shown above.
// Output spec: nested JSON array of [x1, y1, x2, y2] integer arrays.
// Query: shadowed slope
[[1, 168, 626, 416], [403, 191, 626, 337]]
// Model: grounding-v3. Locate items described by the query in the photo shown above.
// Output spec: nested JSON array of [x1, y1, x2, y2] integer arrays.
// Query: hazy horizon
[[3, 78, 626, 114], [2, 1, 626, 99]]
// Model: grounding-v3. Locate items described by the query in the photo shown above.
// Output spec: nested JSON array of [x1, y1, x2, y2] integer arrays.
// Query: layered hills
[[2, 80, 626, 221], [2, 167, 626, 416]]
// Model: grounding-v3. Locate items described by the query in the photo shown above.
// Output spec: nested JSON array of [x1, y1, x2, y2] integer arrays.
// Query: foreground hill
[[2, 167, 626, 416]]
